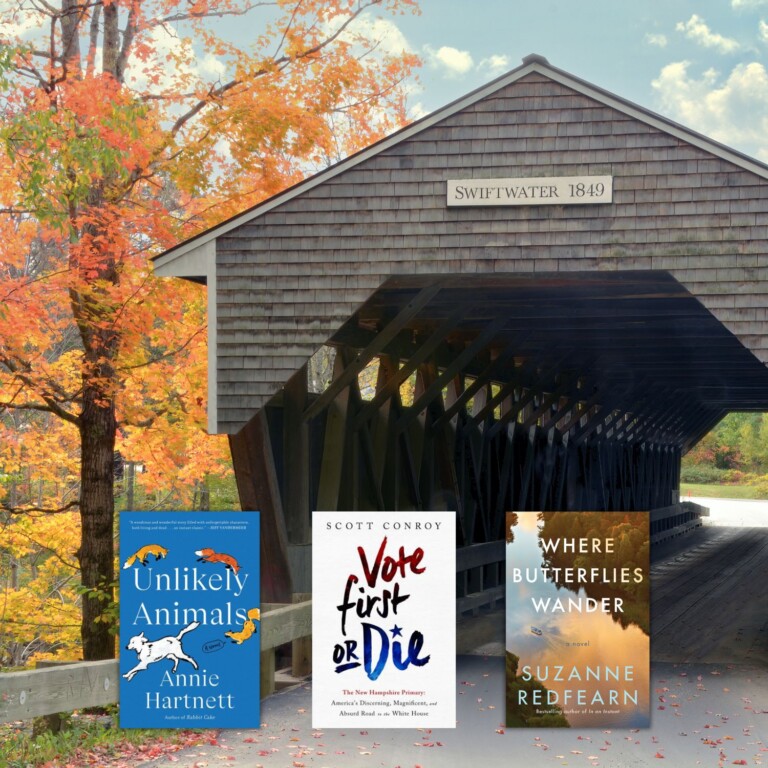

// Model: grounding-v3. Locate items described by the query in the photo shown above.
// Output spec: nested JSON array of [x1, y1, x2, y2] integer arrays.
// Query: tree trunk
[[69, 176, 119, 660], [126, 461, 135, 510], [77, 382, 116, 660]]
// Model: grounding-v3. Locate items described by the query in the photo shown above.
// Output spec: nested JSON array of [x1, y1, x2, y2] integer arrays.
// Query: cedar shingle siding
[[158, 64, 768, 434]]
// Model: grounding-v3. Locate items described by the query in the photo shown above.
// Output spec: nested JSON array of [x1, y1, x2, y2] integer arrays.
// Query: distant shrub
[[750, 474, 768, 497], [680, 466, 734, 484]]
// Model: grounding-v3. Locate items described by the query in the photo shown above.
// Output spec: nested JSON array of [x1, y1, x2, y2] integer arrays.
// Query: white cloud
[[760, 19, 768, 42], [478, 54, 511, 76], [424, 45, 474, 76], [652, 60, 768, 159], [733, 0, 768, 8], [126, 26, 228, 94], [676, 14, 740, 53], [0, 8, 46, 40], [421, 46, 510, 80], [199, 52, 227, 79], [645, 33, 668, 48], [126, 27, 189, 92], [346, 15, 413, 56], [408, 101, 430, 120]]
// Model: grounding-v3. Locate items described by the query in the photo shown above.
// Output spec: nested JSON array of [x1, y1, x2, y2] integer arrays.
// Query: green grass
[[0, 710, 205, 768], [681, 483, 766, 500]]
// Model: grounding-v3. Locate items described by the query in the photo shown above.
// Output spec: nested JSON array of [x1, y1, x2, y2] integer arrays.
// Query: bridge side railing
[[651, 501, 708, 544], [0, 600, 311, 725], [456, 540, 505, 617]]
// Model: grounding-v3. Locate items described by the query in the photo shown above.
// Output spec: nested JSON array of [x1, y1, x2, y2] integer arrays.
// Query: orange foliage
[[0, 0, 419, 662]]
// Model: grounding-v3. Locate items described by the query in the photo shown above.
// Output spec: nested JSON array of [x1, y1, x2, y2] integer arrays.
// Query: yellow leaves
[[120, 423, 233, 504], [3, 512, 79, 567], [118, 335, 234, 506], [0, 412, 79, 493], [46, 349, 82, 395], [0, 509, 81, 661], [0, 0, 420, 661]]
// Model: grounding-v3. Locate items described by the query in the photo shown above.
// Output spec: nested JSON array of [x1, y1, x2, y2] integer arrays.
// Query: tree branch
[[118, 326, 206, 372], [152, 1, 277, 26], [0, 357, 81, 426], [167, 0, 385, 141], [1, 618, 80, 627], [0, 523, 81, 572], [115, 0, 138, 84], [16, 63, 52, 90], [85, 2, 100, 78], [28, 0, 61, 17], [0, 399, 77, 421], [1, 499, 80, 515]]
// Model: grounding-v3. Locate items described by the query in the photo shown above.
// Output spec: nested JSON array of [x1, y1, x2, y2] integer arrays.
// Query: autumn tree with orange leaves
[[0, 0, 418, 661]]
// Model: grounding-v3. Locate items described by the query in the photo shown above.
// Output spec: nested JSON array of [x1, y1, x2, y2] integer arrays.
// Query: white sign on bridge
[[447, 176, 613, 206]]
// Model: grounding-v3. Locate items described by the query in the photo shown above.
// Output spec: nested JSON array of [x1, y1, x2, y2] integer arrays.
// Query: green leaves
[[0, 80, 155, 229]]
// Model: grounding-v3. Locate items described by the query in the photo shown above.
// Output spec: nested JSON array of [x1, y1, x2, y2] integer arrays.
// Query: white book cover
[[312, 511, 456, 728]]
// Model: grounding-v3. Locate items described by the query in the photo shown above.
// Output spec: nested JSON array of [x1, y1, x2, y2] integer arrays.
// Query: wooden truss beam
[[429, 344, 522, 431], [521, 374, 577, 429], [354, 308, 465, 427], [485, 358, 569, 439], [396, 316, 511, 432], [303, 284, 443, 422]]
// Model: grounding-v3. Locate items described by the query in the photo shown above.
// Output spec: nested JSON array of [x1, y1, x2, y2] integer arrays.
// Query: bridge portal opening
[[227, 270, 768, 605]]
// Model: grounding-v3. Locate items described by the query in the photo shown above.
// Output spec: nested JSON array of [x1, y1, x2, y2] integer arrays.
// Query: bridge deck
[[133, 521, 768, 767], [652, 525, 768, 665]]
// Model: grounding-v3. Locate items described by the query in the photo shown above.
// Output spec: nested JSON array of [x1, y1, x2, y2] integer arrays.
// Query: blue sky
[[380, 0, 768, 161], [6, 1, 768, 160]]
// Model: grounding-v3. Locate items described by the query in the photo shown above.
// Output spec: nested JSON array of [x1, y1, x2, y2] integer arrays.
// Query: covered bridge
[[154, 54, 768, 605]]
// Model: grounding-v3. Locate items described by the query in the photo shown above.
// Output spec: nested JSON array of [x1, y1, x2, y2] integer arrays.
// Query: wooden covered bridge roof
[[154, 54, 768, 444]]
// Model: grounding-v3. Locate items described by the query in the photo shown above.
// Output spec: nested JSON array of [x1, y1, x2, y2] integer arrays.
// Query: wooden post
[[260, 648, 276, 699], [283, 366, 310, 544], [291, 593, 312, 678], [229, 410, 292, 603], [32, 661, 75, 735], [316, 352, 351, 510]]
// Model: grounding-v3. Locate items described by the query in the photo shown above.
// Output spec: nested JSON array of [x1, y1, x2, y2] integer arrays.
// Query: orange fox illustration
[[195, 548, 241, 574], [123, 544, 168, 569], [225, 608, 260, 645]]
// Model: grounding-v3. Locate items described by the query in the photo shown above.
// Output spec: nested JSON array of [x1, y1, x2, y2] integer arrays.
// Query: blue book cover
[[119, 511, 260, 729]]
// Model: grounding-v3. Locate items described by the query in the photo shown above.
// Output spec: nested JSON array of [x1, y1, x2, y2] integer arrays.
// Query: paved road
[[139, 657, 766, 768], [652, 524, 768, 666], [688, 496, 768, 527], [140, 500, 768, 767]]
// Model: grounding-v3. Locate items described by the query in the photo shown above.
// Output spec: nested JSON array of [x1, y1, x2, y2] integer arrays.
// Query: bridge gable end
[[155, 60, 768, 433]]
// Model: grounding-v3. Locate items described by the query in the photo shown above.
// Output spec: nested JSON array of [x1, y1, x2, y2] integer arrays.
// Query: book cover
[[119, 511, 260, 729], [505, 511, 650, 728], [312, 511, 456, 728]]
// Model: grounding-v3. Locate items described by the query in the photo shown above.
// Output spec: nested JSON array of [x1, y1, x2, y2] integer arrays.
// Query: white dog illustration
[[123, 621, 200, 681]]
